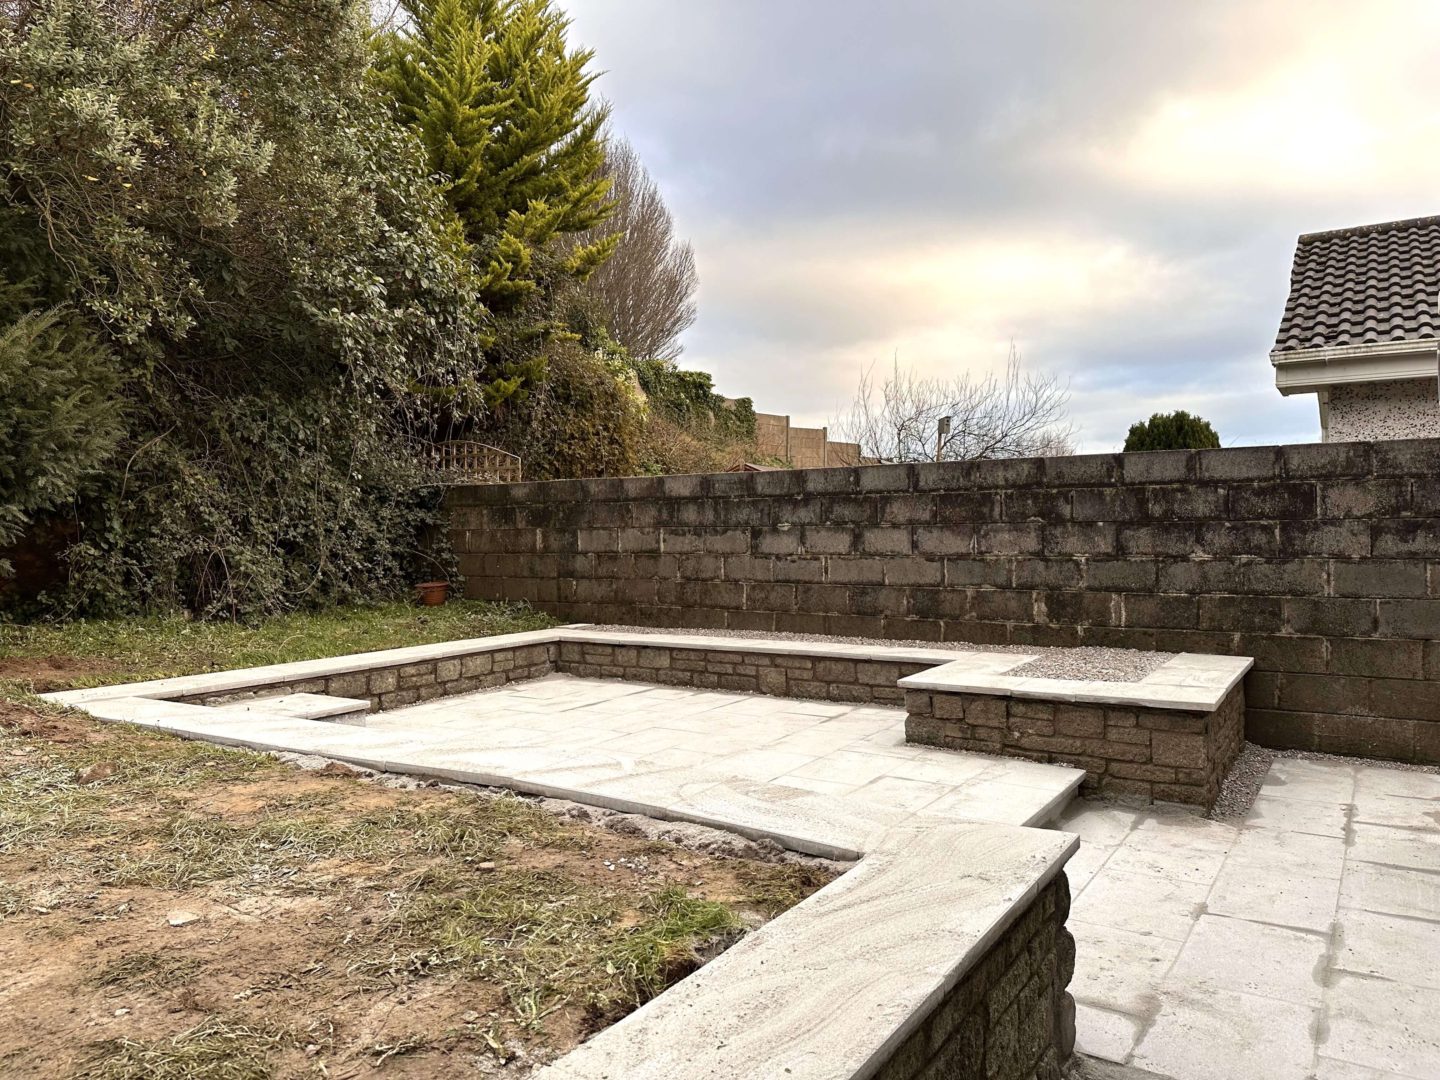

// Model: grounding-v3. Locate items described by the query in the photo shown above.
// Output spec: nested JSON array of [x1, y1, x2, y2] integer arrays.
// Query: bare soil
[[0, 701, 835, 1079], [0, 655, 128, 694]]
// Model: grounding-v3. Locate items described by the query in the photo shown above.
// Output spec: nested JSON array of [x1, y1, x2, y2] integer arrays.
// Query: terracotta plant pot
[[415, 580, 450, 606]]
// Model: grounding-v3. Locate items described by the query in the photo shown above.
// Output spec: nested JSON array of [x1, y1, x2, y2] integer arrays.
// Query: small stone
[[77, 762, 117, 785], [166, 910, 202, 927], [113, 1008, 130, 1017]]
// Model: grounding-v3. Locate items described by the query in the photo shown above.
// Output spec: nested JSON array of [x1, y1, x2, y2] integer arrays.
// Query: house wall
[[1328, 378, 1440, 442], [447, 439, 1440, 765]]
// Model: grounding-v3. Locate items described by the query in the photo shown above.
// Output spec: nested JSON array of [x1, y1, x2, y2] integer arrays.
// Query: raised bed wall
[[449, 439, 1440, 765]]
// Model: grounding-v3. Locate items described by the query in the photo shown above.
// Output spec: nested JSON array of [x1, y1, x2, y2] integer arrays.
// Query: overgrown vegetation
[[0, 699, 836, 1074], [0, 0, 751, 619]]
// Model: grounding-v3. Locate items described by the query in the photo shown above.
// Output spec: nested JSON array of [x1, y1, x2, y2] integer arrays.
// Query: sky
[[559, 1, 1440, 452]]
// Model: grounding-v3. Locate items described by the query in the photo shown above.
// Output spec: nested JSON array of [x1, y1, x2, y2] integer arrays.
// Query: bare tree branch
[[834, 345, 1075, 463], [576, 134, 697, 361]]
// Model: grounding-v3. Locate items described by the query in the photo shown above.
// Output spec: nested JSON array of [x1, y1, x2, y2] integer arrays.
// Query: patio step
[[214, 692, 371, 726]]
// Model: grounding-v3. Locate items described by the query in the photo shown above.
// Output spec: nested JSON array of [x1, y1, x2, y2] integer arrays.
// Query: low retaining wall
[[179, 642, 556, 711], [905, 685, 1245, 806], [558, 640, 932, 705], [449, 438, 1440, 765], [875, 875, 1074, 1080]]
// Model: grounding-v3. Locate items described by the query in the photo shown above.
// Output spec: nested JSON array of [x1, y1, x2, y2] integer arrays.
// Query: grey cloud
[[561, 0, 1440, 448]]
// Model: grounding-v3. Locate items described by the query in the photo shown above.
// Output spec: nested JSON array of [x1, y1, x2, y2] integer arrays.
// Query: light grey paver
[[1166, 914, 1327, 1006], [1323, 974, 1440, 1078], [1058, 759, 1440, 1079], [1131, 987, 1319, 1080]]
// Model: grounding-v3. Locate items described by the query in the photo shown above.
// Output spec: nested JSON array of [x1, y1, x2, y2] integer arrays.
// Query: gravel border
[[589, 625, 1176, 684], [1208, 741, 1440, 822]]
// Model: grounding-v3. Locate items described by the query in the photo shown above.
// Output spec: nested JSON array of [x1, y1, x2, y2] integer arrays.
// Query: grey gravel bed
[[588, 624, 1176, 683], [1209, 741, 1440, 822]]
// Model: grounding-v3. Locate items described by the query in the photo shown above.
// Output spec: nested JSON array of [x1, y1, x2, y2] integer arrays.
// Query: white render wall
[[1327, 377, 1440, 441]]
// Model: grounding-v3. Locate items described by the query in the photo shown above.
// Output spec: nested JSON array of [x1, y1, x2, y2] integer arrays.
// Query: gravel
[[588, 624, 1176, 683], [1208, 741, 1440, 822]]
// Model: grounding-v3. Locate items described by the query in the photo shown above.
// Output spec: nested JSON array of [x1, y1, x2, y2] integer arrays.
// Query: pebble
[[166, 910, 202, 927]]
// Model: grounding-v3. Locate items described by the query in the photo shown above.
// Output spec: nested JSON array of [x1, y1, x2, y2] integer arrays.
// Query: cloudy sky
[[560, 1, 1440, 452]]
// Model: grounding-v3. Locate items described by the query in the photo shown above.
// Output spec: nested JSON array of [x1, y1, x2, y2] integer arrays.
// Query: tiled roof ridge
[[1298, 214, 1440, 244]]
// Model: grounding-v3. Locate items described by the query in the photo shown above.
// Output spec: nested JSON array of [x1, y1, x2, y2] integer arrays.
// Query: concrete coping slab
[[41, 626, 1019, 709], [897, 652, 1254, 712], [216, 692, 371, 721], [61, 692, 1077, 1080]]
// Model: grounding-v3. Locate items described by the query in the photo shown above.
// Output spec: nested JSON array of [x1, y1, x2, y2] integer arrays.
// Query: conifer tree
[[1123, 411, 1222, 452], [375, 0, 616, 320]]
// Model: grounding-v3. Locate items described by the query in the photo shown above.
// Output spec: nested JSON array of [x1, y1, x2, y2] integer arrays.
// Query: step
[[214, 692, 371, 726]]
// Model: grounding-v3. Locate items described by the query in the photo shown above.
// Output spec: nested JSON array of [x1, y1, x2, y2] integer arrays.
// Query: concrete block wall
[[448, 438, 1440, 764], [873, 874, 1075, 1080]]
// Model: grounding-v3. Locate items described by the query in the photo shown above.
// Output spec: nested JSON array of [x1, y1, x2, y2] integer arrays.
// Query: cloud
[[560, 0, 1440, 450]]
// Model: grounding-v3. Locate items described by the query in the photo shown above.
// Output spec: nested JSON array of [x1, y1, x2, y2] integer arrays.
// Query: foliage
[[836, 346, 1074, 463], [631, 356, 754, 440], [573, 135, 697, 362], [1123, 410, 1221, 452], [0, 0, 492, 617], [0, 298, 124, 573], [375, 0, 616, 409], [481, 339, 646, 479]]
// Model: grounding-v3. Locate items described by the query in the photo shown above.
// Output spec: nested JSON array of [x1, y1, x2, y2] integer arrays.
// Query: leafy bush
[[0, 0, 490, 616], [1123, 411, 1222, 452], [0, 302, 124, 574]]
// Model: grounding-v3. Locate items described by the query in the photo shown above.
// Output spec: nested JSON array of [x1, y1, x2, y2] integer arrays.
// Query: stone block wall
[[181, 643, 556, 712], [557, 641, 932, 705], [906, 686, 1244, 805], [873, 874, 1075, 1080], [449, 439, 1440, 765]]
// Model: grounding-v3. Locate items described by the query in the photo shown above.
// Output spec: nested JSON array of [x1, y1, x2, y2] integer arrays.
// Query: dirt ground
[[0, 701, 836, 1079]]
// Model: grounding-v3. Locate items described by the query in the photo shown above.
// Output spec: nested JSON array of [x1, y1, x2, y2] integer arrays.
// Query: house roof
[[1273, 215, 1440, 355]]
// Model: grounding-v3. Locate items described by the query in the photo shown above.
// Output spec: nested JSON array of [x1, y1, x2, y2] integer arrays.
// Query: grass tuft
[[72, 1018, 284, 1080], [89, 952, 204, 990]]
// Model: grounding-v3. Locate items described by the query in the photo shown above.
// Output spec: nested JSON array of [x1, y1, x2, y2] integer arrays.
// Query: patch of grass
[[364, 870, 741, 1020], [89, 952, 203, 990], [599, 886, 742, 1000], [734, 861, 838, 916], [71, 1018, 284, 1080], [0, 599, 555, 692]]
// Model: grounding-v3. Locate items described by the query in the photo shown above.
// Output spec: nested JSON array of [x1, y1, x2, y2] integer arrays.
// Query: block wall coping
[[45, 624, 1249, 714], [898, 652, 1254, 712]]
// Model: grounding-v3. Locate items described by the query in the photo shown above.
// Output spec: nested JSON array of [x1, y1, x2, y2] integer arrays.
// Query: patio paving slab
[[1056, 758, 1440, 1080]]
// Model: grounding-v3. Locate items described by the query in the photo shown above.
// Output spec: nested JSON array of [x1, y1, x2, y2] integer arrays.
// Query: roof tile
[[1273, 215, 1440, 353]]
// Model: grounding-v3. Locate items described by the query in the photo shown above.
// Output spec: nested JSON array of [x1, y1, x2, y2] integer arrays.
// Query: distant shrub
[[1123, 411, 1221, 452]]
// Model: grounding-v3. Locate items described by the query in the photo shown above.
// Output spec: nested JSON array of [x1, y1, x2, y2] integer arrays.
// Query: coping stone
[[898, 653, 1254, 712]]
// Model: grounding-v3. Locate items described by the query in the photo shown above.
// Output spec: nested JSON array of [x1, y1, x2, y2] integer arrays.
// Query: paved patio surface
[[1058, 757, 1440, 1080], [373, 673, 1083, 828]]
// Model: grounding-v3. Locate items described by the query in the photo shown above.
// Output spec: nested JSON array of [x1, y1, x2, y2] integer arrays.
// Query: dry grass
[[0, 699, 837, 1077]]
